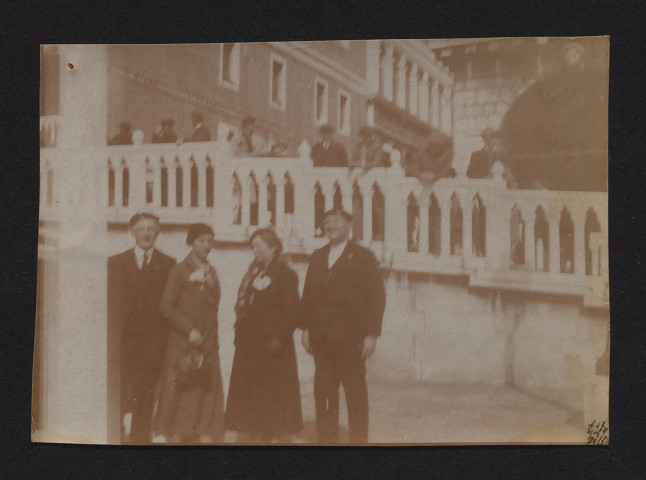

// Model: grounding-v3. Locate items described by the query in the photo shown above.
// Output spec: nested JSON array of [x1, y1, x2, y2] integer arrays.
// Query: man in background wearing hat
[[311, 124, 348, 167], [108, 121, 134, 146], [466, 127, 500, 179], [152, 118, 178, 144], [187, 111, 211, 142], [349, 125, 385, 172], [107, 212, 175, 443], [300, 208, 386, 444]]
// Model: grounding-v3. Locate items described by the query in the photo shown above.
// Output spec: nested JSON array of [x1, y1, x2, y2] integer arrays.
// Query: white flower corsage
[[252, 273, 272, 291], [188, 268, 208, 290]]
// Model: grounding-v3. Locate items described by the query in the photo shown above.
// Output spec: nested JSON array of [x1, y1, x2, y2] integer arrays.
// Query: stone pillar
[[442, 87, 453, 135], [419, 71, 429, 123], [167, 160, 177, 209], [153, 158, 162, 208], [463, 198, 473, 264], [408, 63, 418, 116], [275, 177, 285, 233], [366, 40, 381, 96], [182, 157, 192, 208], [40, 44, 110, 443], [418, 196, 429, 254], [241, 174, 251, 227], [198, 157, 208, 208], [114, 162, 124, 208], [381, 44, 394, 102], [363, 187, 373, 243], [395, 54, 407, 109], [257, 175, 269, 226], [439, 194, 451, 258], [549, 219, 561, 274], [575, 221, 586, 278], [525, 211, 536, 271], [430, 80, 440, 129]]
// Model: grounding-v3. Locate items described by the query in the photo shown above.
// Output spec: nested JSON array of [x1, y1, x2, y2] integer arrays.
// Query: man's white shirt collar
[[133, 245, 153, 270], [328, 240, 348, 269]]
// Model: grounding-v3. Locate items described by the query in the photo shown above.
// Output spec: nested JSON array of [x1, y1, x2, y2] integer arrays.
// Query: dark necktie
[[142, 251, 150, 270]]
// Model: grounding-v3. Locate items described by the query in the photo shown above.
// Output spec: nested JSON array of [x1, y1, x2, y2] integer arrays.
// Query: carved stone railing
[[39, 142, 609, 306]]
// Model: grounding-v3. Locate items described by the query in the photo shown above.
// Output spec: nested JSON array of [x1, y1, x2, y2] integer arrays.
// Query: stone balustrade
[[39, 141, 608, 307]]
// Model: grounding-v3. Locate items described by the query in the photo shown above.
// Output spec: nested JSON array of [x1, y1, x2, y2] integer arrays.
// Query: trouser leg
[[313, 343, 341, 444], [337, 342, 369, 444]]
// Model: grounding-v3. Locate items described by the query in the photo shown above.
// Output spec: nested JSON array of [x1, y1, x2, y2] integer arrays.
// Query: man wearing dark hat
[[187, 111, 211, 142], [108, 121, 134, 146], [350, 125, 385, 171], [152, 118, 178, 144], [466, 127, 499, 179], [311, 124, 348, 167], [107, 212, 175, 443], [300, 207, 386, 444]]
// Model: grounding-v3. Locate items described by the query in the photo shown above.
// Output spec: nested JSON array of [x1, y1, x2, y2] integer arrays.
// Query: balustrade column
[[549, 219, 560, 274], [275, 178, 285, 232], [419, 71, 430, 123], [167, 161, 176, 209], [409, 63, 418, 116], [114, 163, 124, 208], [525, 212, 536, 270], [182, 158, 192, 209], [363, 190, 373, 243], [129, 158, 145, 208], [153, 160, 162, 208], [241, 175, 251, 227], [439, 196, 451, 258], [381, 44, 394, 102], [257, 176, 269, 226], [441, 87, 453, 135], [198, 159, 207, 208], [418, 197, 429, 254], [430, 80, 440, 129], [463, 199, 473, 264], [575, 221, 586, 278], [340, 184, 352, 214], [325, 184, 335, 211], [395, 54, 407, 109]]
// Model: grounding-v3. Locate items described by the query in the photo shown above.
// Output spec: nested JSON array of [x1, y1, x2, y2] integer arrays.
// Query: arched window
[[559, 207, 574, 274], [121, 161, 129, 207], [450, 193, 462, 255], [534, 206, 549, 271], [284, 173, 294, 214], [314, 183, 325, 237], [407, 193, 420, 252], [249, 173, 259, 226], [108, 161, 114, 207], [190, 160, 198, 207], [266, 173, 276, 225], [232, 173, 242, 225], [428, 193, 441, 255], [175, 159, 183, 207], [372, 183, 385, 242], [472, 194, 486, 257], [585, 208, 601, 275], [160, 161, 168, 207], [352, 182, 363, 240], [510, 206, 525, 265], [333, 182, 343, 209], [205, 159, 214, 208]]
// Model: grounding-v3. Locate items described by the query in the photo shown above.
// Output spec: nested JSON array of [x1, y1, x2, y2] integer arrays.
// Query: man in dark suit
[[311, 124, 348, 167], [187, 111, 211, 142], [466, 128, 498, 179], [300, 208, 386, 444], [107, 212, 175, 444]]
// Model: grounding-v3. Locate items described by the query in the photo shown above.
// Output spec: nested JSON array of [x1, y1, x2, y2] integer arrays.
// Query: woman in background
[[225, 227, 303, 443], [154, 223, 224, 444]]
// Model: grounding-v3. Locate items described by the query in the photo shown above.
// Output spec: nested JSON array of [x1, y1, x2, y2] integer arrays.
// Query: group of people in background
[[108, 207, 386, 445], [109, 109, 511, 185]]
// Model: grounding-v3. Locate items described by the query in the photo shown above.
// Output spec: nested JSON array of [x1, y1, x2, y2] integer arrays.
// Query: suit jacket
[[311, 140, 348, 167], [107, 248, 175, 366], [300, 241, 386, 344], [188, 124, 211, 142]]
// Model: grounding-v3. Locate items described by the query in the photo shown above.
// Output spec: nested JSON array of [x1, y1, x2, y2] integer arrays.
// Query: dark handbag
[[175, 345, 212, 392]]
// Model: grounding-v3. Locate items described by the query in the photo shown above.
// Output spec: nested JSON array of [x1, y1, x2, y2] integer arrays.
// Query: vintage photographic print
[[34, 38, 609, 445]]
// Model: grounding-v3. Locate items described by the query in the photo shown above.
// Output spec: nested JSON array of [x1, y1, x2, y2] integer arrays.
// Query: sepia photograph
[[34, 38, 609, 445]]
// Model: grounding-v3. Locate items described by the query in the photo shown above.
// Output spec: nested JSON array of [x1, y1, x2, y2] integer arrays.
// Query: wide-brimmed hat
[[323, 207, 352, 222]]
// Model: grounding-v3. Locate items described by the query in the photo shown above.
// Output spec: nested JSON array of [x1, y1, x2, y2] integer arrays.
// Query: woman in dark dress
[[154, 223, 224, 444], [225, 228, 304, 443]]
